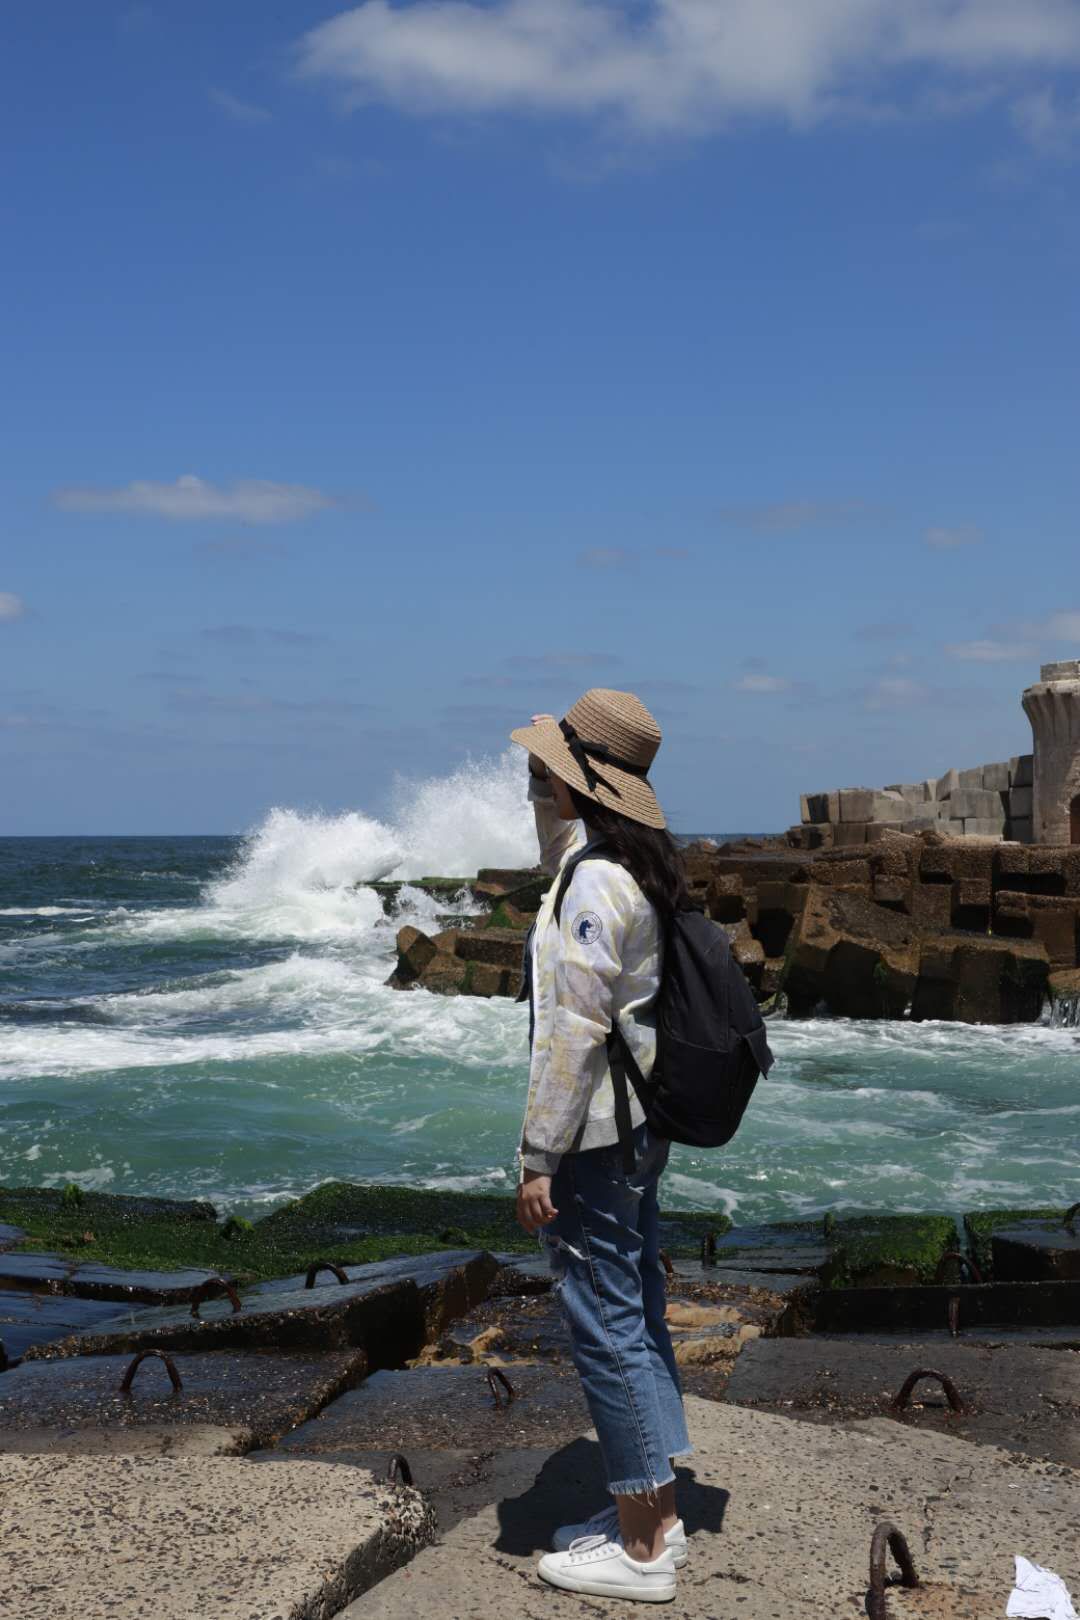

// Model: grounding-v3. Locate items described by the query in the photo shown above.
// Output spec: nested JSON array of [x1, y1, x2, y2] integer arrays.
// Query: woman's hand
[[517, 1170, 558, 1233], [528, 714, 554, 780]]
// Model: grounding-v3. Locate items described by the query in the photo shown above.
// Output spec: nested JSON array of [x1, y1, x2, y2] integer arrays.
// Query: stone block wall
[[796, 755, 1034, 848]]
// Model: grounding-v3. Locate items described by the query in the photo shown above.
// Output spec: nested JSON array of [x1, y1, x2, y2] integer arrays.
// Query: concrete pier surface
[[0, 1451, 435, 1620], [353, 1396, 1080, 1620]]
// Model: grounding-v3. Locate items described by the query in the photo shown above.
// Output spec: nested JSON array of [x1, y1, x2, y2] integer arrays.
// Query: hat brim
[[510, 717, 666, 830]]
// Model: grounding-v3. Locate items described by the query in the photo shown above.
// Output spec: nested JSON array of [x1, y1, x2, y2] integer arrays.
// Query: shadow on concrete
[[495, 1437, 729, 1556]]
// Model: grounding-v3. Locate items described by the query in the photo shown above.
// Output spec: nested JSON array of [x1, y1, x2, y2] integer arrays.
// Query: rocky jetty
[[3, 1181, 1079, 1616], [384, 833, 1080, 1023]]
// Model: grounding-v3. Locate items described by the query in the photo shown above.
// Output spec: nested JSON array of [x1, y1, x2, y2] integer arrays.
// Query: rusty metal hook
[[486, 1367, 516, 1409], [305, 1260, 350, 1289], [701, 1231, 717, 1267], [934, 1250, 983, 1286], [868, 1522, 920, 1620], [120, 1349, 183, 1395], [658, 1249, 674, 1278], [891, 1368, 966, 1417], [1064, 1202, 1080, 1231], [189, 1277, 242, 1319], [387, 1453, 414, 1487]]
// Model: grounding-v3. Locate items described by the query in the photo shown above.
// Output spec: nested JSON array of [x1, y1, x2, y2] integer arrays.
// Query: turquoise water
[[2, 755, 1078, 1222]]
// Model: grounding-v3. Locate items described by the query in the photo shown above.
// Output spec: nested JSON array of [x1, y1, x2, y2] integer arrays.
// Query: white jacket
[[519, 774, 662, 1176]]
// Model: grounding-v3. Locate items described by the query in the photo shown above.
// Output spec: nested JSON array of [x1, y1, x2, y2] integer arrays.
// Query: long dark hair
[[568, 787, 690, 925]]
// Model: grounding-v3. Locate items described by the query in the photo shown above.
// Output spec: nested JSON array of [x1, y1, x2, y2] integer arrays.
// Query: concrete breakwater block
[[0, 1249, 229, 1305], [0, 1347, 365, 1456], [248, 1248, 499, 1338], [724, 1337, 1080, 1468], [0, 1450, 436, 1620], [264, 1363, 591, 1532], [0, 1289, 122, 1363], [799, 1279, 1080, 1337], [991, 1219, 1080, 1282], [26, 1275, 423, 1363], [703, 1221, 829, 1277], [351, 1395, 1080, 1620]]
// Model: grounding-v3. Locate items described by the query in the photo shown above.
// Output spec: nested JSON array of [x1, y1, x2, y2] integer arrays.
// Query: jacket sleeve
[[520, 860, 628, 1176], [528, 772, 585, 876]]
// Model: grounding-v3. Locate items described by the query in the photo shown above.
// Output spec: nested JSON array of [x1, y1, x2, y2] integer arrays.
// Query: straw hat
[[510, 689, 666, 830]]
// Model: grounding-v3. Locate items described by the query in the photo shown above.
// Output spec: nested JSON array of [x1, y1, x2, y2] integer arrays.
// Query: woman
[[510, 688, 691, 1605]]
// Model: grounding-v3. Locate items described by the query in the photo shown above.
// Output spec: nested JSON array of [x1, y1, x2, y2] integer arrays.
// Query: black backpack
[[553, 846, 774, 1174]]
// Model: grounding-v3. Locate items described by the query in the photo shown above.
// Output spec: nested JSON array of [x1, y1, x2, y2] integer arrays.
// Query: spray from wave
[[121, 750, 541, 945]]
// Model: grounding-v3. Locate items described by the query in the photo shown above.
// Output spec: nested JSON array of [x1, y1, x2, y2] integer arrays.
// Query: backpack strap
[[552, 841, 608, 928]]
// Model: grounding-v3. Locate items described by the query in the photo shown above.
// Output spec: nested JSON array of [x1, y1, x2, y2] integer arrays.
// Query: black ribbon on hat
[[559, 718, 650, 800]]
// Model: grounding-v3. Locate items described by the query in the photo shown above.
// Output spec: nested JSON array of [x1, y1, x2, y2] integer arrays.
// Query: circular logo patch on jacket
[[572, 910, 603, 945]]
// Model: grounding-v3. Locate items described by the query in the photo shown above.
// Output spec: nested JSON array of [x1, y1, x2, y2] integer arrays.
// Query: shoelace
[[568, 1506, 620, 1552], [566, 1534, 615, 1562]]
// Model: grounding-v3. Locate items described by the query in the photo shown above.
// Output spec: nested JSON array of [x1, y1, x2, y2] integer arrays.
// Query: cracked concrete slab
[[353, 1395, 1080, 1619], [0, 1450, 436, 1620], [0, 1347, 365, 1455], [724, 1337, 1080, 1469]]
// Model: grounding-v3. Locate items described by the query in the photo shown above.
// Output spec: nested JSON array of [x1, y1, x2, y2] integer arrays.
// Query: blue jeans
[[543, 1124, 692, 1497]]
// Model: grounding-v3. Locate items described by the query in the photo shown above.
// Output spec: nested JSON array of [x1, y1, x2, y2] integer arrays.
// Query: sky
[[2, 0, 1079, 837]]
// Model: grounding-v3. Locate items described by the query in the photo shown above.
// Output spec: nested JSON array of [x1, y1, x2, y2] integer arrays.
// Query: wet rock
[[991, 1218, 1080, 1283], [0, 1348, 365, 1455], [1, 1449, 436, 1620], [795, 1279, 1080, 1338], [912, 935, 1048, 1023], [455, 927, 526, 972], [247, 1250, 499, 1340], [705, 1223, 829, 1278], [417, 951, 468, 994], [782, 885, 917, 1018], [29, 1251, 500, 1364], [26, 1276, 424, 1363], [0, 1290, 125, 1362], [0, 1252, 75, 1291], [473, 866, 541, 897], [388, 925, 438, 988], [0, 1251, 233, 1306]]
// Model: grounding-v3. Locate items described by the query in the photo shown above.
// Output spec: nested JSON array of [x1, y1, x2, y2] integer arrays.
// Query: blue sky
[[3, 1, 1079, 836]]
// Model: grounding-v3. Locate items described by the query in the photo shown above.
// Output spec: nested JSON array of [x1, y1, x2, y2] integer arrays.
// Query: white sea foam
[[96, 750, 537, 948], [0, 906, 97, 917]]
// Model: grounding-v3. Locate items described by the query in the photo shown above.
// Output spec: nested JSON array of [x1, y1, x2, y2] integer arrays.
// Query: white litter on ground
[[1007, 1556, 1078, 1620]]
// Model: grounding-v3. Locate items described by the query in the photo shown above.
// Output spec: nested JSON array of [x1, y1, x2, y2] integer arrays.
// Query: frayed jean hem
[[607, 1469, 677, 1499]]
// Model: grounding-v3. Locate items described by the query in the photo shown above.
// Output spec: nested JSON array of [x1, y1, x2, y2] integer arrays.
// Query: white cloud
[[925, 523, 983, 548], [861, 676, 932, 709], [734, 673, 791, 693], [1012, 85, 1080, 155], [945, 637, 1036, 661], [719, 499, 872, 534], [209, 87, 273, 125], [0, 592, 25, 622], [296, 0, 1080, 138], [53, 474, 336, 525]]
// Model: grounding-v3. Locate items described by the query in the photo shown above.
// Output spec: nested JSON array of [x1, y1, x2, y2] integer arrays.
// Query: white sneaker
[[553, 1507, 688, 1569], [538, 1536, 677, 1602]]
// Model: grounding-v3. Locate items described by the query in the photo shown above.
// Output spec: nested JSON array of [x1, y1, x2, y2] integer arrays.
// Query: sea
[[2, 753, 1078, 1225]]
